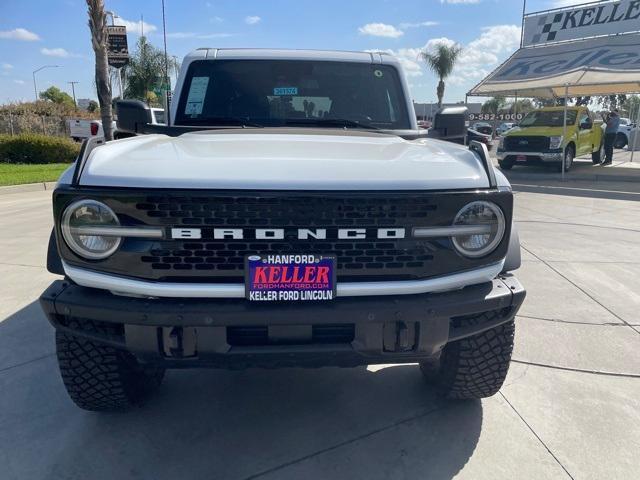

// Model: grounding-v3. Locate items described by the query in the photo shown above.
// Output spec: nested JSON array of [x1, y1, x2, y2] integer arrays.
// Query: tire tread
[[423, 313, 515, 399], [56, 319, 164, 412]]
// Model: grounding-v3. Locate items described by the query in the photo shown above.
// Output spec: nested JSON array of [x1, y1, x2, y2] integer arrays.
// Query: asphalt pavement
[[1, 180, 639, 480]]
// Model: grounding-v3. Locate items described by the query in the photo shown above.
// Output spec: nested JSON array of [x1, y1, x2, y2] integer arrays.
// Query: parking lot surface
[[1, 180, 639, 480]]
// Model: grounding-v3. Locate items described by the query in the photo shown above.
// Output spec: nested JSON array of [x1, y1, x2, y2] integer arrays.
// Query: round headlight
[[452, 201, 506, 258], [61, 200, 121, 259]]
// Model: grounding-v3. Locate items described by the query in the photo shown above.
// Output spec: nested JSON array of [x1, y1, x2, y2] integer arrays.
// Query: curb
[[502, 171, 640, 184], [0, 182, 57, 196]]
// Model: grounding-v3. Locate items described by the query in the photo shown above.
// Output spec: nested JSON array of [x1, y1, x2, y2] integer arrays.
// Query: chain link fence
[[0, 114, 70, 137]]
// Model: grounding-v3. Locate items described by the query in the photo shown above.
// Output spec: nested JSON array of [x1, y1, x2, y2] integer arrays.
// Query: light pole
[[68, 81, 79, 107], [172, 55, 179, 83], [33, 65, 60, 101]]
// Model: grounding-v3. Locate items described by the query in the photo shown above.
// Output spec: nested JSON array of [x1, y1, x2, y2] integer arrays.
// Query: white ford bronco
[[40, 49, 525, 411]]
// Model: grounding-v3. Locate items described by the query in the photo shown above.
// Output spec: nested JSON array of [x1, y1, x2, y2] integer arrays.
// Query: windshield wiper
[[284, 118, 381, 130], [185, 117, 265, 128]]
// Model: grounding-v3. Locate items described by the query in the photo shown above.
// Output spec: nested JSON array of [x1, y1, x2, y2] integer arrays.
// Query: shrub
[[0, 101, 98, 119], [0, 134, 80, 164]]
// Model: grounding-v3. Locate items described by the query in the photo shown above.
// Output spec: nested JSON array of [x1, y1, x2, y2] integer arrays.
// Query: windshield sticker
[[374, 69, 384, 78], [273, 87, 298, 96], [185, 76, 209, 115]]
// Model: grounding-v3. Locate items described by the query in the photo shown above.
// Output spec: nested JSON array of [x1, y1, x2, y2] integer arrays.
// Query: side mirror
[[580, 120, 592, 130], [115, 100, 153, 134]]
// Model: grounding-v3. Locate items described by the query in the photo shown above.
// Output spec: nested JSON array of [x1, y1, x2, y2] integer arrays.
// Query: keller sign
[[495, 34, 640, 81], [523, 0, 640, 47], [106, 25, 129, 68]]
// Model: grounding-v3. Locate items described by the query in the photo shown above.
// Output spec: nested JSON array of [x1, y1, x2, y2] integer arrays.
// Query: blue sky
[[0, 0, 577, 104]]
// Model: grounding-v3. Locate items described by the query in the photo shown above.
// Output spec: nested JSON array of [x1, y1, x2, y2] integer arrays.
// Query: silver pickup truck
[[40, 48, 525, 411]]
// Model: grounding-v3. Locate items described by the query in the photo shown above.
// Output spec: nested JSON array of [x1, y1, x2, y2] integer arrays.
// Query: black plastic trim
[[40, 276, 525, 368], [46, 229, 64, 275]]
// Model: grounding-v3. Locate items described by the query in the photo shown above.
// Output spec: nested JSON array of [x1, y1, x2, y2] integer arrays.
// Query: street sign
[[107, 25, 129, 68], [469, 113, 524, 121]]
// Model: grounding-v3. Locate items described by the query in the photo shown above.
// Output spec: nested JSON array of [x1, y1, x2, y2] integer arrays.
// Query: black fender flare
[[502, 222, 522, 273], [47, 229, 64, 275]]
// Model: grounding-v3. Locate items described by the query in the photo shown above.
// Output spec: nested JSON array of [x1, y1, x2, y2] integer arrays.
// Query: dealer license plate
[[245, 254, 337, 302], [516, 154, 527, 162]]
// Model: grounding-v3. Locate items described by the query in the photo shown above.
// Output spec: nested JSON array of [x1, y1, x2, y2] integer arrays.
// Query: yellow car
[[497, 106, 604, 172]]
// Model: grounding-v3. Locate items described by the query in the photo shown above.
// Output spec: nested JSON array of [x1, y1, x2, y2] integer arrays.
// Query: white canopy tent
[[467, 34, 640, 98], [467, 33, 640, 175]]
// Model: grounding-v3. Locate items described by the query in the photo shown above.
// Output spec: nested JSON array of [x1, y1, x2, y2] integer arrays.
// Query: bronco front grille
[[134, 195, 438, 226], [141, 240, 434, 274], [135, 195, 438, 279], [54, 189, 513, 283]]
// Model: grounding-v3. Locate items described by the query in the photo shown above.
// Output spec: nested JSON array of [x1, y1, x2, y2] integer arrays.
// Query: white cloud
[[358, 23, 404, 38], [14, 79, 25, 84], [40, 47, 81, 58], [375, 24, 521, 100], [450, 25, 520, 86], [2, 63, 13, 70], [114, 17, 157, 36], [211, 16, 224, 23], [0, 28, 40, 41], [245, 16, 261, 25], [399, 21, 439, 29]]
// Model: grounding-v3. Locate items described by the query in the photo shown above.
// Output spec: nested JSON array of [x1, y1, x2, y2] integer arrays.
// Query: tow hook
[[162, 327, 198, 358]]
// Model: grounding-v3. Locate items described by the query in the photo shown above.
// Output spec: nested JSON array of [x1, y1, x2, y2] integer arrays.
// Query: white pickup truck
[[41, 48, 525, 412], [68, 108, 165, 141], [614, 117, 638, 149]]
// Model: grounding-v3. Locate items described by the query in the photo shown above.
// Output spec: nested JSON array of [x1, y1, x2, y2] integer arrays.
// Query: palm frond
[[420, 43, 462, 80]]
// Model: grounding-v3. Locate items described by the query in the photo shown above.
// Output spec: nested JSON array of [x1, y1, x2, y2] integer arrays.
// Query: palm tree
[[420, 43, 462, 109], [123, 36, 178, 106], [481, 96, 506, 115], [86, 0, 113, 140]]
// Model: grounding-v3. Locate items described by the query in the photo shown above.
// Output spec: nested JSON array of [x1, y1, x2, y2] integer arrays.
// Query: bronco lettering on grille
[[170, 228, 406, 240]]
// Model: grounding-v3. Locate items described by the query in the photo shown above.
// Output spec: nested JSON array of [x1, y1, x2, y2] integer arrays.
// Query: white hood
[[80, 130, 490, 190]]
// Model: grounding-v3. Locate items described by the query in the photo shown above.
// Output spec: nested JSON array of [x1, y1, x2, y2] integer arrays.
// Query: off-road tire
[[420, 316, 515, 399], [56, 319, 165, 412], [498, 159, 514, 170]]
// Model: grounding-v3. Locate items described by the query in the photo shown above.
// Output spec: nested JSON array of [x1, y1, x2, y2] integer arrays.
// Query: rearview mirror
[[115, 100, 153, 134]]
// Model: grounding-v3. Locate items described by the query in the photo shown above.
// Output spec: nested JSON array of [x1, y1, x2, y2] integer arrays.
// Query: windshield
[[519, 110, 578, 127], [174, 60, 411, 129]]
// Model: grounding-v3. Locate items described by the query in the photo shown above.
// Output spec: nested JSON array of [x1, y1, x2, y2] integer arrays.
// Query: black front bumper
[[40, 276, 525, 369]]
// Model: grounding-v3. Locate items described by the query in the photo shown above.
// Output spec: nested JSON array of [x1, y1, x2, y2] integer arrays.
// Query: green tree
[[87, 100, 99, 113], [508, 99, 534, 115], [481, 96, 506, 114], [86, 0, 113, 140], [123, 36, 177, 106], [39, 86, 75, 107], [622, 95, 640, 119], [420, 43, 462, 109], [598, 94, 626, 111]]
